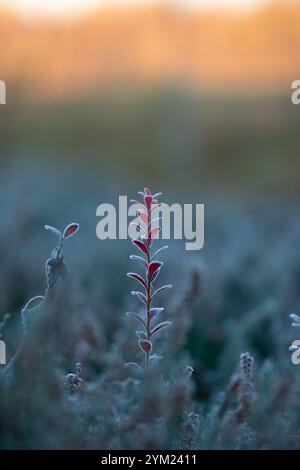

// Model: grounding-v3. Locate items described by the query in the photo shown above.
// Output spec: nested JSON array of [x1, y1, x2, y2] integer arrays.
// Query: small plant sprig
[[126, 187, 172, 372], [64, 362, 83, 394], [218, 352, 254, 423], [21, 223, 79, 331], [235, 352, 254, 422], [1, 222, 79, 382]]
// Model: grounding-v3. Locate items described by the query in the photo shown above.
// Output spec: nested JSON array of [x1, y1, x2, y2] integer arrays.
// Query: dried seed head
[[236, 352, 255, 423], [186, 411, 200, 430], [64, 373, 83, 393], [183, 365, 194, 378], [64, 362, 83, 393], [240, 352, 254, 384]]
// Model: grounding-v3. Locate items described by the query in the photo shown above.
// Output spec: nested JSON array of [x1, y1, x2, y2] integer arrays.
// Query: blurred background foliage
[[0, 1, 300, 194], [0, 0, 300, 449]]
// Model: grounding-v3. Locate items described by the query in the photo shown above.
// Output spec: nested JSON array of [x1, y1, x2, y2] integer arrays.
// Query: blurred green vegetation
[[1, 88, 299, 195]]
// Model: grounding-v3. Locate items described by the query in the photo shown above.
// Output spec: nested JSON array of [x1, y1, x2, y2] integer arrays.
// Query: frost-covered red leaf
[[150, 269, 160, 283], [63, 223, 79, 239], [153, 284, 172, 297], [127, 272, 147, 289], [131, 291, 147, 305], [138, 339, 153, 354], [130, 255, 148, 267], [150, 307, 164, 319], [148, 261, 162, 277], [150, 321, 172, 337], [132, 239, 148, 256], [126, 312, 147, 329], [153, 245, 168, 258]]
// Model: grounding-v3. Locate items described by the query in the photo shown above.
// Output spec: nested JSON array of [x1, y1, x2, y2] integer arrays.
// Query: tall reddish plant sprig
[[126, 187, 172, 371]]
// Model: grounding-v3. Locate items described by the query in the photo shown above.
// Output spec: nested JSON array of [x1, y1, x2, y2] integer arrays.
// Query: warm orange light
[[0, 0, 298, 100], [1, 0, 268, 18]]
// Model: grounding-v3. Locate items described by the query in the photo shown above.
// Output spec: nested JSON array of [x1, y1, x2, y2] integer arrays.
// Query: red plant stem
[[145, 203, 152, 369]]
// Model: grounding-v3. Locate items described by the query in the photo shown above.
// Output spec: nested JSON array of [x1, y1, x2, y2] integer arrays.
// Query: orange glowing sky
[[0, 0, 269, 18]]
